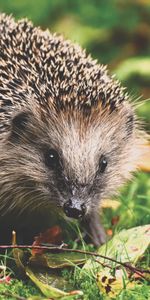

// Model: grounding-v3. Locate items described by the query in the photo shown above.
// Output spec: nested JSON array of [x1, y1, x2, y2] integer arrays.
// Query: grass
[[102, 171, 150, 232], [0, 280, 41, 299], [64, 171, 150, 300], [63, 267, 150, 300], [0, 171, 149, 299]]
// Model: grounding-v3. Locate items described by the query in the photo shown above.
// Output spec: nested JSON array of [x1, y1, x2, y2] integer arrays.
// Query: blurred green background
[[0, 0, 150, 130]]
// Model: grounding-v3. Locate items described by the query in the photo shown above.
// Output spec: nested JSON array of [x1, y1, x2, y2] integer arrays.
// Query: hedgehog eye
[[99, 156, 107, 173], [45, 149, 60, 170]]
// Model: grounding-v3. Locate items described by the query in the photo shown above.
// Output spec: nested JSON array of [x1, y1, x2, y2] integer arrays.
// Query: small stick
[[0, 244, 149, 277], [94, 258, 148, 281]]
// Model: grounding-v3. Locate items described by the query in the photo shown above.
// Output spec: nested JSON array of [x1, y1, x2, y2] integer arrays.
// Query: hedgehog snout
[[63, 198, 86, 219]]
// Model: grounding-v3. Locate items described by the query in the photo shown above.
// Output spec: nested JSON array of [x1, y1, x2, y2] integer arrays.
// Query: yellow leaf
[[97, 268, 135, 299], [101, 199, 120, 209]]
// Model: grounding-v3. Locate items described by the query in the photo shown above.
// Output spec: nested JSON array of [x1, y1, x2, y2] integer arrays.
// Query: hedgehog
[[0, 14, 145, 246]]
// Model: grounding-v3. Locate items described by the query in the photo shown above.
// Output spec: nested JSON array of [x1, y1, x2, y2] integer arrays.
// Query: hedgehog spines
[[0, 13, 129, 135]]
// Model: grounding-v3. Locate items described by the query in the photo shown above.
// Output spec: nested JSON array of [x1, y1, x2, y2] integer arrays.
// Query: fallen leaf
[[26, 267, 83, 299], [101, 199, 121, 209], [98, 224, 150, 265], [84, 224, 150, 298], [106, 229, 113, 236], [97, 267, 135, 299], [32, 226, 62, 255], [111, 216, 120, 226], [29, 251, 86, 268]]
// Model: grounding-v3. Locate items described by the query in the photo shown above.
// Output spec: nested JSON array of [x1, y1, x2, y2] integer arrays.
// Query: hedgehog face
[[53, 107, 137, 218], [0, 104, 138, 222]]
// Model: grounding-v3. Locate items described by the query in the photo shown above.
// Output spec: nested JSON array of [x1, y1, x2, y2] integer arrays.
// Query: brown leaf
[[106, 229, 113, 236], [32, 226, 62, 256], [111, 216, 120, 226]]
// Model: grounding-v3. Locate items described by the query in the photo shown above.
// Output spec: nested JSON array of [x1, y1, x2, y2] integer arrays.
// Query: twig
[[0, 244, 149, 277], [94, 258, 114, 269], [94, 258, 148, 281]]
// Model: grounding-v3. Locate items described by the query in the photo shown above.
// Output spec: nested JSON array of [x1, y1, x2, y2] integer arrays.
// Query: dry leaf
[[32, 226, 62, 255]]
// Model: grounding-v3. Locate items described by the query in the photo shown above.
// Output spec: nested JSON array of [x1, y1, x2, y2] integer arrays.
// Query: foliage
[[102, 172, 150, 232], [0, 279, 41, 299]]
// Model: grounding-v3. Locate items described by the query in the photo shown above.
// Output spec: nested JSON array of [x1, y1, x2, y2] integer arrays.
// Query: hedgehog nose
[[63, 199, 86, 219]]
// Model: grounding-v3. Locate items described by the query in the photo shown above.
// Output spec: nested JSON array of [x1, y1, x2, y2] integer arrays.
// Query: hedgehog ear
[[10, 111, 31, 142]]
